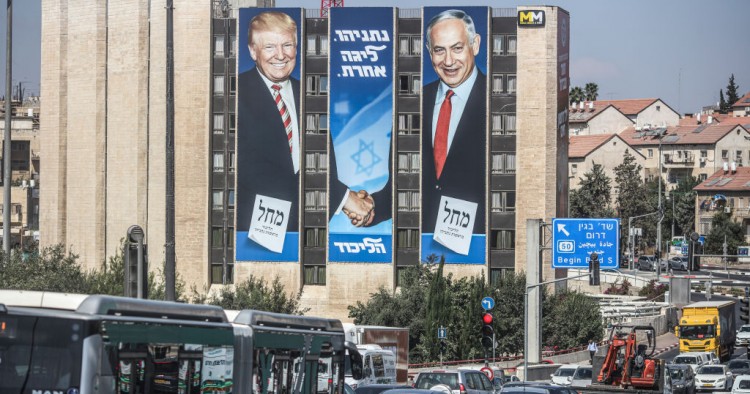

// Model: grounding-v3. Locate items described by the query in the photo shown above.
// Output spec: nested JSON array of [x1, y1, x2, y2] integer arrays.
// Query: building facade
[[41, 1, 568, 319]]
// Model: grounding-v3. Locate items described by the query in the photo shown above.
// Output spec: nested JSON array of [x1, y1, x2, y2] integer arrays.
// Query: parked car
[[636, 255, 657, 271], [500, 383, 578, 394], [732, 375, 750, 394], [414, 369, 495, 394], [736, 324, 750, 347], [669, 256, 689, 271], [355, 385, 413, 394], [550, 364, 591, 387], [671, 351, 718, 372], [382, 389, 451, 394], [726, 359, 750, 377], [694, 364, 733, 391], [665, 364, 695, 394]]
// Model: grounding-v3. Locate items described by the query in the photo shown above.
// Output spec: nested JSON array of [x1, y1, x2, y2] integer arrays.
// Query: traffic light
[[741, 288, 750, 324], [589, 252, 600, 286], [481, 312, 494, 348], [440, 339, 447, 354]]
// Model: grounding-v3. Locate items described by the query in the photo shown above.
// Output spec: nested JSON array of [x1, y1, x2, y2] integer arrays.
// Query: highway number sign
[[552, 218, 619, 269], [480, 367, 494, 380]]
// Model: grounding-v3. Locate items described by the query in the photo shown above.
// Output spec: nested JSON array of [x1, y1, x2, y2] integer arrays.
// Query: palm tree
[[584, 83, 599, 101], [569, 86, 584, 105]]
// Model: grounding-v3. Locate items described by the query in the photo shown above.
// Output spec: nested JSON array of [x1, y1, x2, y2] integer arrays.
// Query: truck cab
[[675, 301, 736, 361]]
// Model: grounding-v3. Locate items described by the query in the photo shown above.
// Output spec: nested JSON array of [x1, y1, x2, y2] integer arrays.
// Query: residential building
[[569, 103, 631, 136], [732, 91, 750, 118], [40, 2, 567, 319], [568, 134, 645, 192], [693, 166, 750, 242]]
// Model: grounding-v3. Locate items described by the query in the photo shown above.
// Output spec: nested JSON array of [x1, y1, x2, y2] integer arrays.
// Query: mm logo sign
[[518, 10, 545, 27]]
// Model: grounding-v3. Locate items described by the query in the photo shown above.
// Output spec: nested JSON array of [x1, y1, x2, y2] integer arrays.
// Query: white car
[[694, 364, 733, 392], [732, 375, 750, 394], [550, 364, 591, 387], [737, 324, 750, 346], [672, 351, 718, 372]]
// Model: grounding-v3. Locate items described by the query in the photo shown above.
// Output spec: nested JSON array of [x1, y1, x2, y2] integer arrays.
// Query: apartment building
[[41, 1, 568, 319], [693, 166, 750, 241]]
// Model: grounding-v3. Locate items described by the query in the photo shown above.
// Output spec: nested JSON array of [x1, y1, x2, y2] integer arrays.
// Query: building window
[[211, 263, 234, 285], [398, 113, 420, 135], [305, 227, 326, 247], [396, 267, 411, 287], [305, 152, 328, 173], [399, 74, 421, 95], [213, 75, 224, 95], [306, 34, 328, 56], [491, 153, 516, 174], [698, 173, 707, 181], [213, 152, 224, 172], [398, 35, 421, 56], [492, 74, 503, 94], [306, 75, 328, 96], [306, 114, 328, 134], [227, 151, 235, 172], [722, 150, 729, 159], [397, 152, 420, 173], [397, 190, 420, 212], [647, 149, 653, 158], [211, 227, 234, 248], [304, 265, 326, 285], [229, 75, 236, 95], [305, 190, 327, 211], [490, 268, 513, 286], [213, 114, 224, 134], [212, 190, 223, 210], [492, 34, 504, 55], [213, 35, 225, 57], [491, 191, 515, 213], [397, 229, 419, 249], [507, 35, 517, 55], [571, 164, 578, 175], [492, 113, 516, 135], [228, 190, 235, 209], [229, 35, 237, 57], [490, 230, 515, 250], [228, 113, 236, 134], [507, 75, 517, 93]]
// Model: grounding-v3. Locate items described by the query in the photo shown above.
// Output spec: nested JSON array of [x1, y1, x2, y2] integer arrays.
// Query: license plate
[[702, 384, 712, 387]]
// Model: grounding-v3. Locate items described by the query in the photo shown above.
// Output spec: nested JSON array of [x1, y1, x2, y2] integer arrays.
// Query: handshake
[[342, 190, 375, 227]]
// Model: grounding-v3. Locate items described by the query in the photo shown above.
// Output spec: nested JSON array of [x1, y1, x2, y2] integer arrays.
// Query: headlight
[[674, 384, 684, 388]]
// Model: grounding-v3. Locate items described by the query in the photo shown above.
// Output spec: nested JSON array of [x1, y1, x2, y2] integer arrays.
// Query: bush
[[603, 278, 631, 295], [638, 279, 668, 301]]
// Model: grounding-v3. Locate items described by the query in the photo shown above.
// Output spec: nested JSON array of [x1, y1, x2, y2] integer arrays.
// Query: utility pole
[[3, 0, 13, 257], [165, 0, 176, 300], [657, 138, 663, 277]]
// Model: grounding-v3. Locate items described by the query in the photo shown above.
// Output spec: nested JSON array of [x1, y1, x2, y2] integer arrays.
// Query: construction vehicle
[[675, 300, 736, 361], [594, 324, 662, 391]]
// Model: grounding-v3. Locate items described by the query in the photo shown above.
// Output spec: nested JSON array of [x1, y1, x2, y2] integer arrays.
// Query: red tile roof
[[732, 91, 750, 109], [619, 124, 748, 147], [591, 98, 659, 115], [694, 166, 750, 192], [568, 134, 640, 159]]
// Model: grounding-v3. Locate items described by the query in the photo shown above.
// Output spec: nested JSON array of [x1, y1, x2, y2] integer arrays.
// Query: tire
[[636, 263, 640, 270]]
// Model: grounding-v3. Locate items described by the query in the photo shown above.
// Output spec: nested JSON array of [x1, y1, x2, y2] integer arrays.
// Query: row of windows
[[213, 151, 236, 172], [212, 189, 235, 210], [492, 74, 517, 94], [492, 34, 517, 56], [213, 35, 237, 58], [394, 228, 515, 250], [213, 114, 236, 134]]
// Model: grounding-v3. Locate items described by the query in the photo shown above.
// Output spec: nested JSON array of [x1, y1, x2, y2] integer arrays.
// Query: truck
[[342, 324, 409, 383], [675, 300, 736, 361]]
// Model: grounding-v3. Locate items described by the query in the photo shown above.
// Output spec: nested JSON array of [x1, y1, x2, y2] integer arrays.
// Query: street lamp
[[642, 128, 667, 275]]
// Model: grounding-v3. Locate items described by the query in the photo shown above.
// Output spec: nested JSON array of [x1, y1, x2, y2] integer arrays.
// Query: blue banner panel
[[328, 7, 394, 263], [551, 218, 620, 269], [421, 7, 488, 264], [235, 8, 303, 262]]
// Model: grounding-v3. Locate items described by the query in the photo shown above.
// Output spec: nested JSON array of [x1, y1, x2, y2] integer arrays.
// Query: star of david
[[350, 139, 382, 176]]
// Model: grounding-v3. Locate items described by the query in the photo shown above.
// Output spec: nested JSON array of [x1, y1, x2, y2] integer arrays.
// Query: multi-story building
[[568, 134, 645, 192], [693, 166, 750, 241], [41, 1, 568, 319], [732, 92, 750, 118]]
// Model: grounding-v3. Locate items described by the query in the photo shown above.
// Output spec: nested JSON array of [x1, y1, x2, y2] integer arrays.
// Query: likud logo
[[518, 10, 545, 27]]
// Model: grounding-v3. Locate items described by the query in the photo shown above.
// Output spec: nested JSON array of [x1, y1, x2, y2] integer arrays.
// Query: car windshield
[[729, 360, 750, 369], [668, 369, 684, 380], [554, 368, 576, 377], [698, 366, 724, 375], [740, 380, 750, 390], [415, 373, 458, 390], [740, 326, 750, 333], [673, 356, 697, 364], [679, 325, 716, 339]]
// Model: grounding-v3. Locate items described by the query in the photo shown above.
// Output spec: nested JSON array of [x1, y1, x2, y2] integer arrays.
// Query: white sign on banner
[[433, 195, 477, 255], [248, 194, 291, 253]]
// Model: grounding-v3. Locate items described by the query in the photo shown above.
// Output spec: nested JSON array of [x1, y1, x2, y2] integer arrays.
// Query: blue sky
[[3, 0, 748, 114]]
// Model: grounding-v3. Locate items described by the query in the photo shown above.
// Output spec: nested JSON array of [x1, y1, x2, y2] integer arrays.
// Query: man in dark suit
[[236, 11, 302, 236], [422, 9, 486, 236]]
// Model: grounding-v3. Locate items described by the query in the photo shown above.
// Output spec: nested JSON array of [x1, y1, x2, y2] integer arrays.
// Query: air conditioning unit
[[725, 207, 732, 213]]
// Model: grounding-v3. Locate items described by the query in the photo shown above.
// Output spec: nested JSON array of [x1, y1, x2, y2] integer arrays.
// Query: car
[[726, 359, 750, 377], [414, 369, 495, 394], [381, 389, 451, 394], [669, 256, 689, 271], [549, 364, 591, 388], [732, 375, 750, 394], [665, 364, 696, 394], [500, 383, 578, 394], [636, 255, 657, 271], [737, 325, 750, 347], [672, 352, 718, 372], [659, 258, 669, 272], [694, 364, 733, 391], [355, 384, 413, 394]]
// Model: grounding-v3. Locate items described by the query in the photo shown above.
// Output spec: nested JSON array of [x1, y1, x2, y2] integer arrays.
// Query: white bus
[[0, 290, 362, 394]]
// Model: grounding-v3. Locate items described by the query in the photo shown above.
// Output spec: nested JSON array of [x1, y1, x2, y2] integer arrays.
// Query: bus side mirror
[[346, 341, 364, 380]]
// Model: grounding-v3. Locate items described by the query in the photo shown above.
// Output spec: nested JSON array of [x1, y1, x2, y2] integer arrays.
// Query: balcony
[[663, 152, 695, 167]]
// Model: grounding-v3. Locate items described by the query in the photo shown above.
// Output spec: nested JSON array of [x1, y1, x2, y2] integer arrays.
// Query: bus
[[0, 290, 362, 394]]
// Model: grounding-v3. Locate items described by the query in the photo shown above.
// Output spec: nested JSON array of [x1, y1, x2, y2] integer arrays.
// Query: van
[[671, 351, 718, 372], [345, 345, 397, 389]]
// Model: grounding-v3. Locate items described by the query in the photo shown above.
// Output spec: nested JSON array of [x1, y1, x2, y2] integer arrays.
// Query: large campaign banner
[[556, 10, 571, 218], [235, 8, 303, 262], [328, 7, 394, 263], [421, 7, 488, 264]]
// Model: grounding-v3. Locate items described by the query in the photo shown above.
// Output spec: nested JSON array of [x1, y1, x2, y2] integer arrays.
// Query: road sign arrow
[[557, 223, 570, 236]]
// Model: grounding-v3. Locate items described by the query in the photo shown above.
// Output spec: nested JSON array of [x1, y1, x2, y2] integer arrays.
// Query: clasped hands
[[342, 190, 375, 227]]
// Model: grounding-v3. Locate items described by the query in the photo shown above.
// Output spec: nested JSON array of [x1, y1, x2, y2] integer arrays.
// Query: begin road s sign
[[552, 218, 619, 269]]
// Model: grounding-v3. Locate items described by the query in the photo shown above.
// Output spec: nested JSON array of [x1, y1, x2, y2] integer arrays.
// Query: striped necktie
[[272, 84, 293, 152]]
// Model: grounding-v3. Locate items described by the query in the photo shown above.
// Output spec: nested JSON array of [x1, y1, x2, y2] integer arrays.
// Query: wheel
[[681, 263, 686, 270], [636, 263, 640, 270]]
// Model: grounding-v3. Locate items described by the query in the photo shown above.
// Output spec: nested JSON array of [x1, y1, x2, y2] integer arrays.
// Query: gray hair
[[425, 9, 477, 50]]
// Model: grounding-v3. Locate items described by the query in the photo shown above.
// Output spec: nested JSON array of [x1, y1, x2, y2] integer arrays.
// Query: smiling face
[[250, 27, 297, 83], [428, 18, 480, 88]]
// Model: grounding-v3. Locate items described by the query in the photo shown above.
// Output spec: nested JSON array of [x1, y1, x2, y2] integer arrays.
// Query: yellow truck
[[675, 300, 737, 361]]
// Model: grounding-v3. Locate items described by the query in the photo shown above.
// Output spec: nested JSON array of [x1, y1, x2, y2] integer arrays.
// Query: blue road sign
[[552, 218, 619, 269], [481, 297, 495, 310], [438, 327, 447, 339]]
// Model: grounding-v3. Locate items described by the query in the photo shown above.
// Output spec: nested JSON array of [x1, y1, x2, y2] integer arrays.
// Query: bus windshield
[[0, 315, 84, 392], [679, 324, 715, 339]]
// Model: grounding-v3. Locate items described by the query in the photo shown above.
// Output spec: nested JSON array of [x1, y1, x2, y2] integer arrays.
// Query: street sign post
[[481, 297, 495, 310], [552, 218, 620, 269], [480, 367, 494, 380], [438, 327, 447, 339]]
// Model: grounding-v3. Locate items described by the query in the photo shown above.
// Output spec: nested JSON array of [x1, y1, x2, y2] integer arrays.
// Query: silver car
[[415, 370, 496, 394]]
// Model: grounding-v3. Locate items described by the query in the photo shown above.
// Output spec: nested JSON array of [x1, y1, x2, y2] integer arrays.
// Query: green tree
[[638, 279, 668, 302], [489, 271, 527, 356], [194, 275, 308, 315], [726, 74, 740, 110], [423, 257, 451, 360], [668, 177, 700, 237], [614, 151, 649, 251], [584, 82, 599, 101], [569, 163, 616, 218], [719, 89, 728, 113], [569, 86, 584, 104], [704, 210, 745, 256], [543, 291, 603, 349], [0, 244, 89, 293]]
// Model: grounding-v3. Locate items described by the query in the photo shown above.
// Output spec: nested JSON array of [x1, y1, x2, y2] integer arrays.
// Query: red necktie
[[434, 90, 454, 179], [272, 84, 293, 152]]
